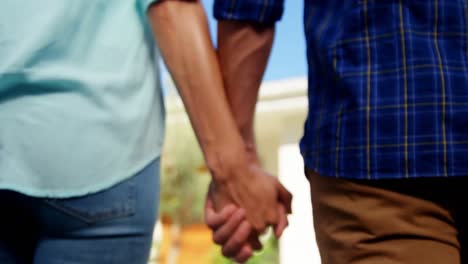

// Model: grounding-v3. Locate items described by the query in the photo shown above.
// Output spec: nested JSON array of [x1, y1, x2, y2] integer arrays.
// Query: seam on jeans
[[43, 200, 94, 224], [44, 198, 135, 225], [43, 182, 136, 224]]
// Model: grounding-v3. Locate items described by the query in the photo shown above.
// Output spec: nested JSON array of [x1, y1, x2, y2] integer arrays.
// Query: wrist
[[244, 140, 260, 165], [205, 143, 249, 183]]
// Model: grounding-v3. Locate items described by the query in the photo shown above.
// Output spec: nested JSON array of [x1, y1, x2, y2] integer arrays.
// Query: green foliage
[[160, 125, 210, 226], [211, 234, 279, 264]]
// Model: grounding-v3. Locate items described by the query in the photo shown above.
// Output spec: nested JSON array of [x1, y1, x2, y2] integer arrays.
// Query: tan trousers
[[306, 170, 468, 264]]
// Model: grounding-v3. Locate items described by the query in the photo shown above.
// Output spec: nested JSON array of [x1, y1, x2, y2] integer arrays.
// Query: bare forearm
[[147, 1, 246, 179], [217, 21, 275, 157]]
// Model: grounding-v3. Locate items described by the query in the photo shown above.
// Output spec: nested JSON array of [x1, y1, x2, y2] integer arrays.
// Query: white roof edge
[[258, 77, 308, 100], [166, 77, 308, 113]]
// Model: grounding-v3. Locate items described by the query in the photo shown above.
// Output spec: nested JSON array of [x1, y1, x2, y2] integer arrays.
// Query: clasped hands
[[204, 152, 293, 263]]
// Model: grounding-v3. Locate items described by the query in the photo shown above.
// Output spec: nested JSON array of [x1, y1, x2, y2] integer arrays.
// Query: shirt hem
[[0, 151, 161, 198], [302, 158, 468, 179]]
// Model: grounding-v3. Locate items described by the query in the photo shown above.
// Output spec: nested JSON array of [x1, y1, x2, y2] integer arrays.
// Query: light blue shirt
[[0, 0, 164, 197]]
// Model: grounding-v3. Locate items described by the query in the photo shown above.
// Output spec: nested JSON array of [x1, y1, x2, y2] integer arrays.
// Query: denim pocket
[[43, 178, 136, 225]]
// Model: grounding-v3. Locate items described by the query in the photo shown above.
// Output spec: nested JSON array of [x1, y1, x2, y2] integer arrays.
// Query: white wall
[[278, 144, 321, 264]]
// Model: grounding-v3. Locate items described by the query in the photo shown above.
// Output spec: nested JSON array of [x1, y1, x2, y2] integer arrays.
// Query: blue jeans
[[0, 159, 160, 264]]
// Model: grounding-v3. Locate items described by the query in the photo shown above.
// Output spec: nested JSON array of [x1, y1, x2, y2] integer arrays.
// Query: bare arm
[[217, 21, 275, 163], [148, 1, 244, 178], [147, 0, 286, 232], [201, 19, 293, 263], [206, 18, 293, 263]]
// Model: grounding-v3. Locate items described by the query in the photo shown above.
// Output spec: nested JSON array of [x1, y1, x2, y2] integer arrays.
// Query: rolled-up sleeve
[[214, 0, 284, 24]]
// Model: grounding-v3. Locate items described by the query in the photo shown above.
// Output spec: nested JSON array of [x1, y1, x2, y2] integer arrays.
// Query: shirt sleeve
[[214, 0, 285, 24]]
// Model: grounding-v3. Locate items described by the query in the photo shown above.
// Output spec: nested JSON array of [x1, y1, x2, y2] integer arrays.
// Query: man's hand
[[205, 183, 291, 263], [204, 11, 284, 263], [205, 160, 292, 262], [211, 160, 292, 234]]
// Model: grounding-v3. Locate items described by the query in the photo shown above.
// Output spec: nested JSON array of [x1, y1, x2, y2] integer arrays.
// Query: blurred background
[[149, 1, 320, 263]]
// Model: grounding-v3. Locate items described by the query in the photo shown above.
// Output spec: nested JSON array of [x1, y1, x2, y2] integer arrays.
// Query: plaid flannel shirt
[[214, 0, 468, 179]]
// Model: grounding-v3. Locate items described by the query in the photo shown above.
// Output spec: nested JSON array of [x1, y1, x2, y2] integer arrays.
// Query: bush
[[160, 125, 209, 226], [211, 232, 279, 264]]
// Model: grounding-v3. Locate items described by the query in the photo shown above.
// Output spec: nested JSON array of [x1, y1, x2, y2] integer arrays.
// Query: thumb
[[274, 204, 289, 238], [274, 178, 293, 214]]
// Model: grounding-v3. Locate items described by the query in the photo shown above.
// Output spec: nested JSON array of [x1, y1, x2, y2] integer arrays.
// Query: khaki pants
[[306, 170, 468, 264]]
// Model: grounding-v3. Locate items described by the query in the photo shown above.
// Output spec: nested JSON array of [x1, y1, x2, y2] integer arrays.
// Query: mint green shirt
[[0, 0, 164, 197]]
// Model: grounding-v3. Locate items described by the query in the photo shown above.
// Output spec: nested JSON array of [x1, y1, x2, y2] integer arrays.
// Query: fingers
[[222, 220, 252, 257], [251, 204, 278, 234], [233, 244, 253, 263], [250, 218, 268, 235], [248, 233, 263, 251], [213, 209, 246, 245], [267, 209, 279, 230], [274, 179, 293, 214], [205, 198, 237, 230], [274, 204, 289, 239]]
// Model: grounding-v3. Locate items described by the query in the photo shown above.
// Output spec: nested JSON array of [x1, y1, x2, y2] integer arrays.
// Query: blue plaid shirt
[[214, 0, 468, 179]]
